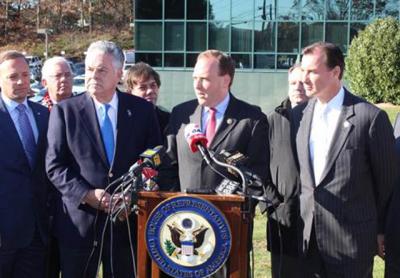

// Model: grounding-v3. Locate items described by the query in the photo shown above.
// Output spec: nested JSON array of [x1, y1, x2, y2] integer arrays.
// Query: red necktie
[[206, 108, 216, 147]]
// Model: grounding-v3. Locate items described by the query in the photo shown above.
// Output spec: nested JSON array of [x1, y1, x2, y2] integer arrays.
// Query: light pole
[[37, 28, 50, 60]]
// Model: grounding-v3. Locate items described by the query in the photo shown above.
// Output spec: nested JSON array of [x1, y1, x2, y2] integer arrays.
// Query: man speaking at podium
[[160, 49, 281, 276]]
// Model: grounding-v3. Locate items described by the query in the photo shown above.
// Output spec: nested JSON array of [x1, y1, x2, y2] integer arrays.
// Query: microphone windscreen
[[184, 123, 208, 153]]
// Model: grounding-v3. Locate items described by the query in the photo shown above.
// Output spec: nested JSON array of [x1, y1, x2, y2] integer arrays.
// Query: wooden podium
[[136, 191, 251, 278]]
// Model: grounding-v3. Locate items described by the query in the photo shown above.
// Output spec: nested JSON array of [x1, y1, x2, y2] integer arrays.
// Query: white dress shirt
[[310, 87, 345, 185], [1, 94, 39, 142], [93, 92, 119, 144], [201, 93, 230, 133]]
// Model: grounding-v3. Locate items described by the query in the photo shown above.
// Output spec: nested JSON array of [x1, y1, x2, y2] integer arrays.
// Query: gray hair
[[41, 56, 72, 80], [85, 40, 124, 70]]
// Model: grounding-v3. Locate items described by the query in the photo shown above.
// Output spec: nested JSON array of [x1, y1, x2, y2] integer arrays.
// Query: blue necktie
[[16, 104, 37, 168], [100, 104, 114, 165]]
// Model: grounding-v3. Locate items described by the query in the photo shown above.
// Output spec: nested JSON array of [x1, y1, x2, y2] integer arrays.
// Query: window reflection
[[254, 21, 276, 52], [277, 0, 300, 20], [231, 54, 252, 69], [187, 0, 208, 19], [232, 21, 253, 52], [186, 53, 200, 68], [209, 0, 230, 21], [165, 54, 184, 67], [278, 22, 299, 53], [254, 54, 275, 69], [302, 22, 323, 48], [326, 22, 348, 53], [165, 22, 184, 51], [209, 22, 230, 51], [277, 54, 298, 69], [187, 23, 207, 51], [255, 0, 275, 20], [165, 0, 184, 19], [135, 53, 162, 67], [136, 0, 162, 19], [301, 0, 325, 20], [375, 0, 400, 18], [136, 22, 162, 51], [232, 0, 253, 21], [326, 0, 349, 20], [350, 23, 367, 42], [351, 0, 374, 20]]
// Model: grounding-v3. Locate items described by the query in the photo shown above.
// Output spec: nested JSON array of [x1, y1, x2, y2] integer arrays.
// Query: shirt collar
[[204, 93, 230, 115], [1, 93, 29, 112], [93, 91, 119, 111], [315, 86, 344, 114]]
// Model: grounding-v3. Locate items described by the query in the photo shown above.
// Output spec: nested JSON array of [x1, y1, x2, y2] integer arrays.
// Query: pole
[[45, 31, 48, 60]]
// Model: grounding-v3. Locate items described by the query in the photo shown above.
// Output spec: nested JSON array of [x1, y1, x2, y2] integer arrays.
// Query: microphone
[[126, 145, 165, 178], [184, 123, 211, 164]]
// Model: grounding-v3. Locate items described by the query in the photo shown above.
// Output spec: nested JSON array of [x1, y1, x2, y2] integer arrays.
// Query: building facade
[[134, 0, 400, 111]]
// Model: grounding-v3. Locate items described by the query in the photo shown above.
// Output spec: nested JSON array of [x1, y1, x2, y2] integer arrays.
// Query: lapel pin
[[127, 109, 132, 117], [227, 118, 233, 125], [343, 121, 350, 128]]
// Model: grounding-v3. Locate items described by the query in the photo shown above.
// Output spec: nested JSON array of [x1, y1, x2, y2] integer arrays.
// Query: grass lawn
[[252, 209, 385, 278]]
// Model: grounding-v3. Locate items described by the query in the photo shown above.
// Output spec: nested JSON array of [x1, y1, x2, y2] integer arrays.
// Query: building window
[[134, 0, 400, 70]]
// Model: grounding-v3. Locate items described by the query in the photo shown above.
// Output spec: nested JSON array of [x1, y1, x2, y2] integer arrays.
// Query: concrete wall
[[157, 70, 289, 114]]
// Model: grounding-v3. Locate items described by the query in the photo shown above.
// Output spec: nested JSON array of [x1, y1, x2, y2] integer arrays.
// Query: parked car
[[25, 55, 42, 68], [72, 75, 85, 95], [29, 80, 47, 103], [73, 62, 85, 76]]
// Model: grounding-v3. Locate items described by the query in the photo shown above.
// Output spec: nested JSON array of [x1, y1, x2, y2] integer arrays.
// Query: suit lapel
[[0, 98, 26, 159], [297, 99, 316, 187], [209, 95, 237, 150], [78, 93, 109, 168], [28, 101, 47, 169], [318, 90, 354, 184], [114, 92, 134, 167], [189, 104, 202, 127]]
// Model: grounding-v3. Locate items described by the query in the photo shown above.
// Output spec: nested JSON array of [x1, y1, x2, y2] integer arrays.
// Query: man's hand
[[377, 234, 385, 259], [83, 189, 112, 212]]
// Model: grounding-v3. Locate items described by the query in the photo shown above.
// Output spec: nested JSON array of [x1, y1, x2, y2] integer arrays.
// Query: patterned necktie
[[16, 104, 37, 168], [100, 104, 115, 165], [205, 107, 216, 147]]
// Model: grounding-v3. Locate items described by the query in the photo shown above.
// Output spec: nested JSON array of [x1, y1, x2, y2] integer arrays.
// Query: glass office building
[[134, 0, 399, 111]]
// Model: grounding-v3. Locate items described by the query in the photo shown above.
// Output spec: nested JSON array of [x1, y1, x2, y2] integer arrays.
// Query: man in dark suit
[[385, 114, 400, 278], [161, 49, 280, 277], [267, 64, 308, 278], [0, 50, 50, 278], [294, 42, 397, 277], [41, 56, 74, 278], [124, 62, 170, 134], [46, 41, 161, 278]]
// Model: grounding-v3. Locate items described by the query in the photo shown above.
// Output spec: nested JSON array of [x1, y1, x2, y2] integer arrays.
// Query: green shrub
[[346, 17, 400, 104]]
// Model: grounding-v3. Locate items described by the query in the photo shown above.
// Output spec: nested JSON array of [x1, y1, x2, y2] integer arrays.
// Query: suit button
[[109, 172, 113, 178]]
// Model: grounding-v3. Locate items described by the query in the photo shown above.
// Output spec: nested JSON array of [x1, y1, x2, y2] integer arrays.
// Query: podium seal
[[145, 196, 232, 277]]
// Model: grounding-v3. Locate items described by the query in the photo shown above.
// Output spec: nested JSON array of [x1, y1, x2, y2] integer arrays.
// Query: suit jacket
[[155, 105, 170, 136], [161, 94, 280, 206], [0, 96, 49, 249], [294, 89, 397, 267], [385, 113, 400, 277], [46, 91, 162, 248], [266, 98, 300, 256]]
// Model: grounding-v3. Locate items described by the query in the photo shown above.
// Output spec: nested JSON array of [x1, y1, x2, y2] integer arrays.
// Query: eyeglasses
[[47, 72, 72, 79]]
